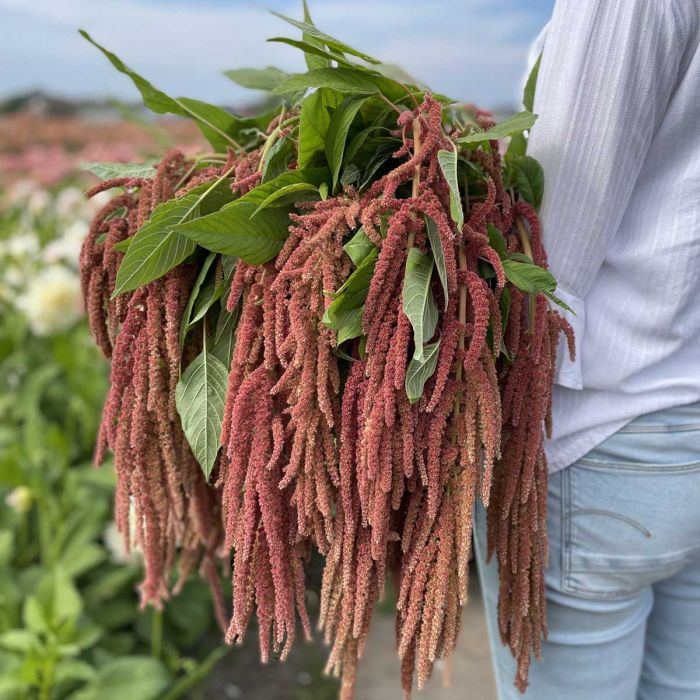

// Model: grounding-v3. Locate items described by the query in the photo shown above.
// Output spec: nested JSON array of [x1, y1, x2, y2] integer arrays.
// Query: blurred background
[[0, 1, 552, 698]]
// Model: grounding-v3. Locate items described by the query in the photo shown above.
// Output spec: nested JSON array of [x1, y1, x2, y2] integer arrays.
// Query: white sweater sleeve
[[528, 0, 687, 388]]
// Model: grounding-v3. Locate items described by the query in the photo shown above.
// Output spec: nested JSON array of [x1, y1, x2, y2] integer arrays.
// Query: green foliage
[[270, 12, 380, 64], [501, 256, 557, 295], [323, 248, 378, 344], [80, 2, 568, 420], [224, 66, 289, 92], [523, 52, 542, 112], [173, 169, 328, 264], [511, 155, 544, 210], [0, 191, 229, 700], [177, 200, 289, 263], [437, 149, 464, 230], [72, 656, 171, 700], [298, 88, 342, 169], [343, 226, 375, 267], [81, 161, 157, 180], [113, 179, 234, 296], [458, 110, 538, 144], [425, 217, 449, 308], [252, 182, 320, 216], [175, 345, 228, 480], [326, 96, 367, 191], [402, 249, 438, 361], [405, 340, 441, 404], [80, 31, 251, 152]]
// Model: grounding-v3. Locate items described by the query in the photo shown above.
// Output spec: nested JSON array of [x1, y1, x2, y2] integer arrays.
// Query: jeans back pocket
[[552, 422, 700, 598]]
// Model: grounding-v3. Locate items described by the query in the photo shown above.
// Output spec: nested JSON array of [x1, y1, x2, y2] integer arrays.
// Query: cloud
[[0, 0, 551, 108]]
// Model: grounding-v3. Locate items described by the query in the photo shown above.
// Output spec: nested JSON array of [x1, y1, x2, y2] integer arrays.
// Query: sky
[[0, 0, 554, 110]]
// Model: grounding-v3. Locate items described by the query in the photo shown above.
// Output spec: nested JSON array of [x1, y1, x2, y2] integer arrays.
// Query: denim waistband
[[618, 400, 700, 432]]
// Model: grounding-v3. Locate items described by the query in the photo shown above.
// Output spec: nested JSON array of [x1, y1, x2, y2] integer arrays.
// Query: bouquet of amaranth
[[79, 6, 574, 699]]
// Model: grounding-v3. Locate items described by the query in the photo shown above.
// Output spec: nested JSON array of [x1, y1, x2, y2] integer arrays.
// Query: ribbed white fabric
[[526, 0, 700, 472]]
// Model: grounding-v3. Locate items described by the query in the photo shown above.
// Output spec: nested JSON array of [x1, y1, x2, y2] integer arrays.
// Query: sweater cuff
[[552, 286, 584, 390]]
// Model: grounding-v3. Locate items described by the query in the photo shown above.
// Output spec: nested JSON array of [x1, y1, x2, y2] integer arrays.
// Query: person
[[474, 0, 700, 698]]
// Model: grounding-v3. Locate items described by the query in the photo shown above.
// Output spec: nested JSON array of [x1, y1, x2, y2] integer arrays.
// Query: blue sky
[[0, 0, 554, 109]]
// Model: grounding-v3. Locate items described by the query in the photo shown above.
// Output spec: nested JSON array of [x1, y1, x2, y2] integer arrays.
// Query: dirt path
[[204, 565, 496, 700], [355, 571, 496, 700]]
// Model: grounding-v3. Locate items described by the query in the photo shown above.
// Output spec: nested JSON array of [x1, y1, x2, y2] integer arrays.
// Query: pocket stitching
[[576, 458, 700, 473]]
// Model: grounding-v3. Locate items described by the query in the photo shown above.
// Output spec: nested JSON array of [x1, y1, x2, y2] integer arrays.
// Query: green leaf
[[179, 253, 218, 348], [544, 290, 575, 314], [53, 660, 97, 685], [458, 110, 538, 144], [523, 52, 542, 112], [343, 226, 375, 266], [500, 285, 511, 335], [425, 216, 448, 308], [23, 570, 82, 634], [506, 131, 527, 158], [175, 171, 329, 265], [298, 88, 343, 169], [360, 137, 401, 188], [173, 201, 290, 264], [274, 68, 384, 96], [261, 136, 294, 182], [333, 248, 378, 302], [268, 37, 354, 68], [271, 12, 380, 64], [334, 306, 365, 345], [344, 124, 388, 164], [113, 179, 233, 296], [212, 304, 240, 366], [326, 96, 367, 191], [112, 236, 132, 253], [241, 168, 329, 206], [324, 249, 378, 330], [71, 656, 171, 700], [486, 223, 507, 258], [511, 155, 544, 210], [252, 182, 319, 217], [502, 257, 556, 295], [176, 349, 228, 480], [340, 163, 361, 188], [437, 149, 463, 230], [403, 248, 438, 361], [0, 630, 40, 654], [224, 66, 289, 91], [301, 0, 330, 70], [405, 340, 440, 404], [82, 161, 156, 180], [188, 279, 224, 327], [80, 31, 244, 152]]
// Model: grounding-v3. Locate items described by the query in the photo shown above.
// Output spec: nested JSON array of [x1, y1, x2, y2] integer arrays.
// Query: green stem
[[151, 609, 163, 660], [174, 98, 243, 153], [161, 647, 230, 700], [39, 649, 56, 700], [256, 113, 299, 171]]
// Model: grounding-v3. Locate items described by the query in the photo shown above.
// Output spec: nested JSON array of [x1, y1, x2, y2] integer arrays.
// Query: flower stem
[[514, 214, 536, 330]]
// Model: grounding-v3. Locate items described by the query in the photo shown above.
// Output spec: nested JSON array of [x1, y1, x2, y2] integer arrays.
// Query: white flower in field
[[4, 265, 26, 290], [17, 265, 83, 335], [43, 221, 87, 266], [4, 179, 38, 207], [5, 486, 32, 514], [54, 187, 85, 219], [5, 232, 39, 259], [26, 189, 51, 217]]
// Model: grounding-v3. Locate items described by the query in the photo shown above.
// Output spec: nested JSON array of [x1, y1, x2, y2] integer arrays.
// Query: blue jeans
[[475, 401, 700, 700]]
